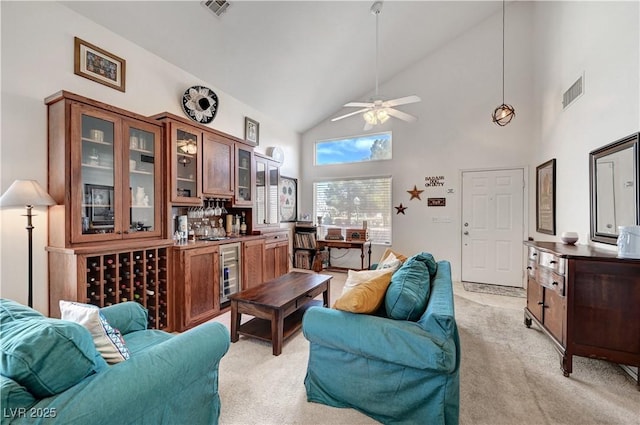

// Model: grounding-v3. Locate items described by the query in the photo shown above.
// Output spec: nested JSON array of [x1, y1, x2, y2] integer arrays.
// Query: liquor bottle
[[240, 212, 247, 235]]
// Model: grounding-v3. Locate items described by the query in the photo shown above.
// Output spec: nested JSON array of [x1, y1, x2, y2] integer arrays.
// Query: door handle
[[463, 231, 469, 235]]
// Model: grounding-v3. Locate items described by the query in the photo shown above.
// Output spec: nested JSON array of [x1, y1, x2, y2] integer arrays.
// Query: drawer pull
[[552, 281, 558, 286], [550, 260, 557, 264], [532, 253, 537, 256], [537, 301, 544, 305], [526, 266, 532, 270]]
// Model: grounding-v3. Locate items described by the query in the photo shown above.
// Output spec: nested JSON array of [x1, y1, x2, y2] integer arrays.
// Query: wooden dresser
[[524, 241, 640, 387]]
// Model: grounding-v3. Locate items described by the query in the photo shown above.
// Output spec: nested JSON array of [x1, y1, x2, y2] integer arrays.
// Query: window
[[315, 132, 392, 165], [314, 176, 392, 245]]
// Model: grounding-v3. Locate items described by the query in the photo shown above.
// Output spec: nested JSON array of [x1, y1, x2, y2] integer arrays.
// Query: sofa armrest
[[20, 322, 230, 425], [303, 306, 457, 372], [99, 302, 148, 334]]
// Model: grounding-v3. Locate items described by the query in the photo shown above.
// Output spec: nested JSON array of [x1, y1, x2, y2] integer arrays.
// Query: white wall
[[0, 1, 300, 313], [302, 2, 536, 278], [301, 0, 639, 275], [530, 1, 640, 249]]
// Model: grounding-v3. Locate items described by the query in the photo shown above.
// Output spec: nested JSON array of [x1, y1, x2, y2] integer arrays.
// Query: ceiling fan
[[331, 1, 421, 129]]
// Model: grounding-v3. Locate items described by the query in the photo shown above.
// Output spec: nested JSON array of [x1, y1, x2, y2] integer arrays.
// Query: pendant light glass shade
[[492, 103, 515, 126], [492, 0, 515, 126]]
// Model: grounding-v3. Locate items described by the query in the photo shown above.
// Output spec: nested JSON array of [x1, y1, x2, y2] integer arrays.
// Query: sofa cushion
[[375, 248, 408, 270], [60, 301, 130, 364], [385, 253, 437, 321], [0, 316, 108, 398], [1, 375, 36, 412], [333, 268, 394, 314], [340, 268, 395, 296], [0, 298, 45, 324]]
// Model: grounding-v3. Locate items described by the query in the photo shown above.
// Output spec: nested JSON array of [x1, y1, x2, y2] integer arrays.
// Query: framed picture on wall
[[536, 158, 556, 235], [279, 176, 297, 222], [244, 117, 259, 146], [74, 37, 126, 92]]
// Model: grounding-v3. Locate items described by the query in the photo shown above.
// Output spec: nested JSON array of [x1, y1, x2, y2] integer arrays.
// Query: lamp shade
[[0, 180, 56, 208]]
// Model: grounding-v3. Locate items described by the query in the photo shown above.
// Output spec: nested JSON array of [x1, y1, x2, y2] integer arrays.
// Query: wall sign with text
[[425, 176, 445, 187]]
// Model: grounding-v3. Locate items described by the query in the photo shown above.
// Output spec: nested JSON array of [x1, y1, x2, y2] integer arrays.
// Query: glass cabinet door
[[255, 159, 266, 225], [235, 146, 253, 206], [268, 163, 279, 224], [172, 125, 201, 204], [73, 105, 121, 243], [125, 120, 161, 238]]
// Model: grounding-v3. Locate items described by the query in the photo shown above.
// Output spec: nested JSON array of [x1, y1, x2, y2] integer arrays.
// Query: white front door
[[461, 168, 525, 287]]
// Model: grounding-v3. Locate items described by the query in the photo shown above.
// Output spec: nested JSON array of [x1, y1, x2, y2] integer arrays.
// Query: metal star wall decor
[[407, 185, 424, 200], [395, 203, 407, 215]]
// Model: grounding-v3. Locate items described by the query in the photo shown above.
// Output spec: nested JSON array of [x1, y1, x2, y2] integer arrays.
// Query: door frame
[[459, 166, 530, 287]]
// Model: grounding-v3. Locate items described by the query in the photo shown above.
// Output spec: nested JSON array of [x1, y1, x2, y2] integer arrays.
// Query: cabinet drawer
[[536, 268, 565, 296], [538, 251, 566, 275], [528, 246, 539, 261]]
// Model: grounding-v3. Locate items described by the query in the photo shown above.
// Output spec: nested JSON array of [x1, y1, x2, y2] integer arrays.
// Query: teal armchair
[[1, 299, 230, 425]]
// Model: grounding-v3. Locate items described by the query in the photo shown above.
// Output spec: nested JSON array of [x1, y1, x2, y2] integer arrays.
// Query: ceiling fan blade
[[331, 108, 371, 122], [344, 102, 374, 108], [386, 108, 417, 122], [384, 95, 421, 107]]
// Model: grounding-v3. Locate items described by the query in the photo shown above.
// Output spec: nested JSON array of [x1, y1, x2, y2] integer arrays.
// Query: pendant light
[[492, 0, 515, 126]]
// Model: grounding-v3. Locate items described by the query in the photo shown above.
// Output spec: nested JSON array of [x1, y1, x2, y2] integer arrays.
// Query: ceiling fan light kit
[[492, 0, 515, 127], [332, 1, 421, 128]]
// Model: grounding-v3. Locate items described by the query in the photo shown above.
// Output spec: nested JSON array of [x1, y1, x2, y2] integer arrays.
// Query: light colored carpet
[[214, 273, 640, 424]]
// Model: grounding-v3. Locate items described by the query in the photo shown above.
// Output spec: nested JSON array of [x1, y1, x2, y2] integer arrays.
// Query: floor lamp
[[0, 180, 56, 308]]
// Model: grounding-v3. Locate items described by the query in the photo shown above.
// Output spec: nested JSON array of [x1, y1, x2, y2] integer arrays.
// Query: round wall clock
[[181, 86, 218, 124], [267, 146, 284, 163], [279, 176, 297, 222]]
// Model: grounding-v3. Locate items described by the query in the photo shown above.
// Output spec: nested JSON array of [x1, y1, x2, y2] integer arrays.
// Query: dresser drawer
[[528, 246, 539, 261], [536, 267, 565, 296], [538, 251, 566, 275], [526, 260, 537, 278]]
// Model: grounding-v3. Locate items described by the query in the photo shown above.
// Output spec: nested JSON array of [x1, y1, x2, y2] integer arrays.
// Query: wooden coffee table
[[230, 271, 332, 356]]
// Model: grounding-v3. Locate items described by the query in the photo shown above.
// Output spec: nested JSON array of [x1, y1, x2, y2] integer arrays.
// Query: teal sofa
[[1, 299, 230, 425], [302, 257, 460, 425]]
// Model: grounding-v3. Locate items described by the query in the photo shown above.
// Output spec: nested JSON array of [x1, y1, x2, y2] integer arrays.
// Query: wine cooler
[[83, 247, 169, 330], [220, 243, 241, 305]]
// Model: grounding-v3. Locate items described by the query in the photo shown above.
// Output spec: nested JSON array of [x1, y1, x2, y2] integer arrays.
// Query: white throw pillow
[[375, 252, 402, 272], [60, 301, 130, 364], [342, 268, 396, 296]]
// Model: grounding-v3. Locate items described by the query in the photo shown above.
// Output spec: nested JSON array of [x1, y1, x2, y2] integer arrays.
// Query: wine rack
[[83, 247, 169, 330]]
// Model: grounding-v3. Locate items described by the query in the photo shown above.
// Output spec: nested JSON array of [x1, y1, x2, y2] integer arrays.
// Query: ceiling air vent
[[563, 74, 584, 110], [201, 0, 230, 17]]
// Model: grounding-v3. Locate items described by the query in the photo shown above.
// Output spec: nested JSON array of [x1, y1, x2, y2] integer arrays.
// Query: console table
[[523, 241, 640, 387], [316, 239, 372, 271]]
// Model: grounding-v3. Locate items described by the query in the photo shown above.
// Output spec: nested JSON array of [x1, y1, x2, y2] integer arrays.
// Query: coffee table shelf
[[237, 300, 321, 343]]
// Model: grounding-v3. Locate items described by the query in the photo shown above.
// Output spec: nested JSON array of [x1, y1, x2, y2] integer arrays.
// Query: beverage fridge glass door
[[220, 242, 241, 304]]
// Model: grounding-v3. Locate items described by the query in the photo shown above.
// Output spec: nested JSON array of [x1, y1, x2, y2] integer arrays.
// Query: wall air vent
[[201, 0, 230, 17], [563, 74, 584, 110]]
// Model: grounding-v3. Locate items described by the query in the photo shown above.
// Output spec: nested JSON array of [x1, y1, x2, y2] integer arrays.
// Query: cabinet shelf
[[130, 169, 153, 176], [177, 177, 196, 182], [82, 137, 112, 146], [82, 163, 114, 170], [130, 148, 154, 154]]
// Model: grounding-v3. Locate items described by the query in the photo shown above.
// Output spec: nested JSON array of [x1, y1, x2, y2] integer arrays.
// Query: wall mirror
[[589, 132, 639, 244]]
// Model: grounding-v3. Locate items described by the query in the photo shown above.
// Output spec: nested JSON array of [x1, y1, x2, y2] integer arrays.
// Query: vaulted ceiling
[[62, 1, 503, 133]]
